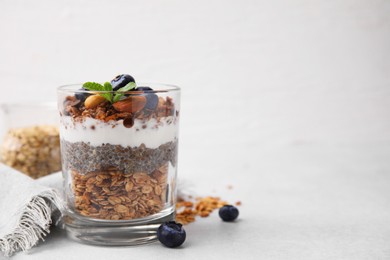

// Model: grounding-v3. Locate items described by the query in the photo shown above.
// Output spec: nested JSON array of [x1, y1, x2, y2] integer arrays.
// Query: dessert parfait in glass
[[57, 74, 180, 245]]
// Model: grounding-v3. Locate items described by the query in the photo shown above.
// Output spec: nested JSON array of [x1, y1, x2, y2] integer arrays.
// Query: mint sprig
[[101, 82, 113, 102], [113, 82, 137, 103], [82, 82, 106, 92], [82, 81, 137, 103]]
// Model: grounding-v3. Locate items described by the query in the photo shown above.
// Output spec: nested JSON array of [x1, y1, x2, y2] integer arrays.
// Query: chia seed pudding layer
[[61, 140, 178, 175]]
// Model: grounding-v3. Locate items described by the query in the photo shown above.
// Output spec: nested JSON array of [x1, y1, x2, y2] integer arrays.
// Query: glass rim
[[57, 82, 180, 94]]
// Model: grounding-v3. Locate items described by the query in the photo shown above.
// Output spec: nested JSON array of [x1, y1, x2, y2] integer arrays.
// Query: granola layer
[[71, 164, 169, 220]]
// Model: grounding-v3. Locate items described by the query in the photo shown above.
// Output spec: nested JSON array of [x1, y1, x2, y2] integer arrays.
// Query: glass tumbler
[[57, 84, 180, 245]]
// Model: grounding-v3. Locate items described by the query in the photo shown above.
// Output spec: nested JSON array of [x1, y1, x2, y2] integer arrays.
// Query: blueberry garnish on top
[[135, 86, 158, 111], [111, 74, 136, 91], [75, 87, 90, 102], [136, 86, 153, 91]]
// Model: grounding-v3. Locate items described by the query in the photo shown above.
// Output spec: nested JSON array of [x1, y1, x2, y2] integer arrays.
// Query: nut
[[112, 96, 147, 113], [84, 95, 106, 109]]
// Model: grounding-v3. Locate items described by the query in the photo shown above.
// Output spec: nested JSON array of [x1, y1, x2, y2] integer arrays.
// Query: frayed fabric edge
[[0, 190, 63, 257]]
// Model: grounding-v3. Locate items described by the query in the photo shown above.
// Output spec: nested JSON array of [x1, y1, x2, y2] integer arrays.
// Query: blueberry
[[135, 86, 158, 111], [136, 86, 153, 91], [157, 221, 186, 248], [75, 88, 90, 102], [219, 205, 239, 222], [111, 74, 135, 91]]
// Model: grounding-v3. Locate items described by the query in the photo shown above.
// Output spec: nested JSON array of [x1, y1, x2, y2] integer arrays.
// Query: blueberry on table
[[157, 221, 186, 248], [111, 74, 135, 91], [219, 205, 239, 222], [135, 86, 158, 111]]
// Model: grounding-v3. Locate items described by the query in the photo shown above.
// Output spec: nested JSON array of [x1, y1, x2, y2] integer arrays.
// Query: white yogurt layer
[[60, 116, 178, 148]]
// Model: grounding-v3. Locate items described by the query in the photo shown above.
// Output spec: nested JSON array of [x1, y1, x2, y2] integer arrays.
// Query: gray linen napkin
[[0, 163, 63, 257]]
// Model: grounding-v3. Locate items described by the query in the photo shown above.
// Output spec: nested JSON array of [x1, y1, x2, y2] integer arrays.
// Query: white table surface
[[1, 0, 390, 259]]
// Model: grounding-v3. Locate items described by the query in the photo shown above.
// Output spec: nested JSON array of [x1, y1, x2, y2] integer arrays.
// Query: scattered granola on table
[[175, 196, 240, 225]]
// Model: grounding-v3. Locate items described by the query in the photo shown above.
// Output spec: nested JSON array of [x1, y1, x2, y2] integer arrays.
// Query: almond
[[84, 95, 106, 109], [113, 96, 146, 113]]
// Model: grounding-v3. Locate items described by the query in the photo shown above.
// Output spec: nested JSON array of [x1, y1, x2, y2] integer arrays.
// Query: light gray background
[[1, 0, 390, 259]]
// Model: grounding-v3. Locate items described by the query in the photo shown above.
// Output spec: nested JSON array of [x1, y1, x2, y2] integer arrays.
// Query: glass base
[[64, 207, 175, 246]]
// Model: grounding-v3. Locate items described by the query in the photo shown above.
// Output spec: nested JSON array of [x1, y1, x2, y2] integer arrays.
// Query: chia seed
[[61, 139, 178, 175]]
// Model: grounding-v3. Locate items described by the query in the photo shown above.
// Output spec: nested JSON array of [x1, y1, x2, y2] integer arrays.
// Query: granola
[[175, 196, 228, 225], [71, 164, 168, 220], [0, 125, 61, 179]]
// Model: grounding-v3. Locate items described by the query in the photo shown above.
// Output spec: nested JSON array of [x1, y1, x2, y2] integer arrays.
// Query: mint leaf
[[113, 93, 123, 103], [103, 82, 113, 92], [83, 82, 113, 103], [82, 82, 104, 91], [113, 82, 137, 103], [117, 82, 137, 92], [100, 93, 112, 103], [100, 82, 113, 102]]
